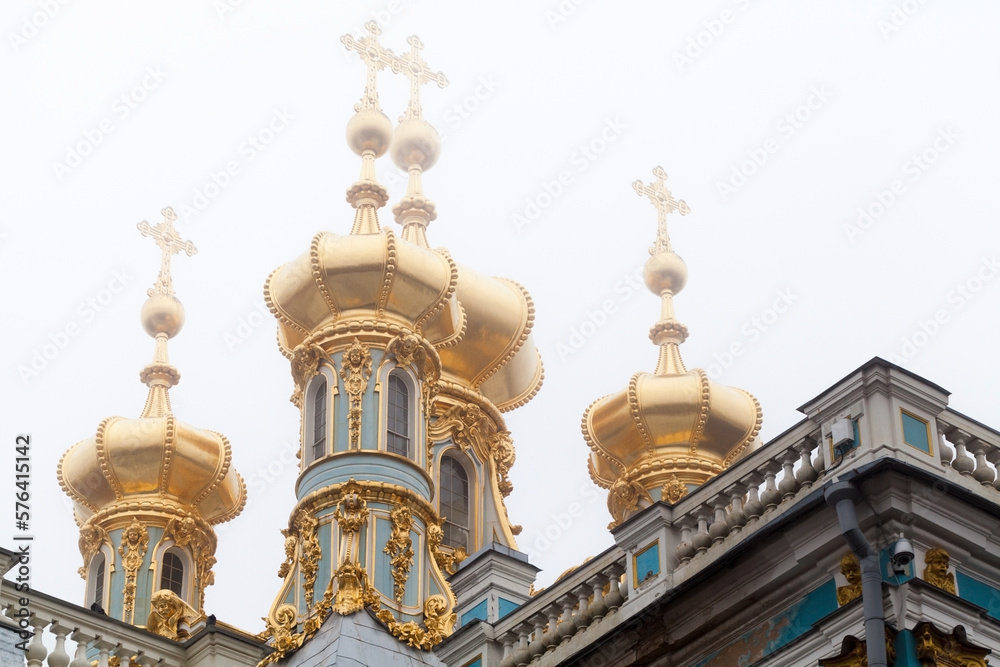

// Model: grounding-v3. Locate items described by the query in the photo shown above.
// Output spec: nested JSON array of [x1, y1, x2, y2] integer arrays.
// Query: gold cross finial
[[391, 35, 448, 122], [341, 21, 396, 113], [633, 166, 690, 254], [137, 207, 197, 297]]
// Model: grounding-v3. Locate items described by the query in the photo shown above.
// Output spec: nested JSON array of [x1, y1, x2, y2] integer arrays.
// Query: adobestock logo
[[50, 66, 168, 181], [17, 269, 135, 384]]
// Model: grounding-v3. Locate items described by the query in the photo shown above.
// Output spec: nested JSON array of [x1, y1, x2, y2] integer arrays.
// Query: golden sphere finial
[[391, 118, 441, 172], [141, 293, 185, 338], [346, 108, 393, 159], [644, 251, 688, 296]]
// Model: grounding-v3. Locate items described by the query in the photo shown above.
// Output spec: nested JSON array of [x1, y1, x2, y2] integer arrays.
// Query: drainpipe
[[825, 481, 887, 667]]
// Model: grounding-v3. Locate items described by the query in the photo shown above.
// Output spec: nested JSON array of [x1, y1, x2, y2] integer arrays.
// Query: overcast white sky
[[3, 1, 999, 633]]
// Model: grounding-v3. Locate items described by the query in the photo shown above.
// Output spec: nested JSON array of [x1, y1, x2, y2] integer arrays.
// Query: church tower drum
[[260, 23, 543, 661]]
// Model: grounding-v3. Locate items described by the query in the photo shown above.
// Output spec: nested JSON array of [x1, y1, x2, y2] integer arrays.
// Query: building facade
[[5, 23, 1000, 667]]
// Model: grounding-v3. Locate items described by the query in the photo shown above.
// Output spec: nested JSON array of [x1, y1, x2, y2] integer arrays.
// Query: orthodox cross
[[633, 166, 690, 254], [391, 35, 448, 121], [341, 21, 396, 112], [137, 206, 197, 297]]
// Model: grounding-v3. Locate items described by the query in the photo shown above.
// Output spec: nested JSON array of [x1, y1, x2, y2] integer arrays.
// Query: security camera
[[891, 538, 915, 571]]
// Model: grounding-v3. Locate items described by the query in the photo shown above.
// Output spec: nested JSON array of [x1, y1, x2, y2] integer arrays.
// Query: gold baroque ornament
[[837, 552, 862, 606], [914, 621, 989, 667], [923, 547, 957, 594], [77, 522, 108, 579], [387, 333, 437, 380], [661, 474, 687, 505], [427, 521, 467, 575], [383, 505, 415, 605], [332, 479, 369, 564], [277, 529, 297, 579], [818, 629, 897, 667], [339, 338, 373, 449], [118, 517, 149, 620], [295, 513, 322, 609], [333, 560, 369, 615], [258, 604, 303, 666], [146, 589, 197, 641], [257, 567, 456, 666], [430, 403, 492, 456], [488, 431, 516, 497], [606, 478, 652, 529], [164, 512, 216, 609], [289, 343, 329, 407]]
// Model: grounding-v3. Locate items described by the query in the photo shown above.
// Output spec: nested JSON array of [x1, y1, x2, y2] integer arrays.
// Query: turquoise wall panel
[[498, 597, 520, 620], [956, 571, 1000, 620], [894, 629, 921, 666], [901, 412, 931, 453], [691, 580, 838, 667], [317, 521, 331, 602], [461, 599, 488, 627], [374, 517, 393, 599], [635, 543, 660, 584], [402, 528, 419, 609]]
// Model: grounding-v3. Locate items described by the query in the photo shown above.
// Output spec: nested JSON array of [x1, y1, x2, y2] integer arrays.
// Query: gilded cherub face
[[926, 550, 949, 577], [842, 558, 860, 584]]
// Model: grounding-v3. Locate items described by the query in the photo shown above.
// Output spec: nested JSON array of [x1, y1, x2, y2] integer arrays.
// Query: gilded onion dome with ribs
[[582, 168, 761, 529], [264, 74, 543, 413], [264, 227, 462, 353], [58, 247, 246, 528], [434, 265, 543, 413]]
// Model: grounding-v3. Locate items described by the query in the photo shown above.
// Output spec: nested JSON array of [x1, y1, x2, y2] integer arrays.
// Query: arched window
[[386, 371, 410, 458], [441, 454, 469, 550], [92, 553, 105, 607], [160, 550, 185, 597], [311, 376, 328, 462]]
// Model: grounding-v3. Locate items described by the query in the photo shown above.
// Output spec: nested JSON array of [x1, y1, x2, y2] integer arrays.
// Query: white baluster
[[25, 617, 48, 667], [46, 623, 71, 667]]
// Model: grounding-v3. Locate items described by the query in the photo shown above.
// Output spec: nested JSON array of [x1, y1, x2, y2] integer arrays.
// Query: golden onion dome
[[58, 208, 246, 527], [58, 413, 245, 526], [434, 264, 543, 412], [266, 58, 543, 412], [264, 228, 461, 353], [583, 168, 762, 529]]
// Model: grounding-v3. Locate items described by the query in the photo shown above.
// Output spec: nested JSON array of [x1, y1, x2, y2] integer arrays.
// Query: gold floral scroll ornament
[[427, 522, 467, 575], [384, 505, 415, 605], [339, 338, 373, 449], [277, 529, 297, 579], [293, 513, 321, 609], [118, 518, 149, 620]]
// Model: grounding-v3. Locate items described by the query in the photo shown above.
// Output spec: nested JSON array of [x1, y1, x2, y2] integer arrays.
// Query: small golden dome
[[583, 167, 763, 528], [57, 415, 246, 526], [58, 208, 246, 528], [584, 370, 761, 495]]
